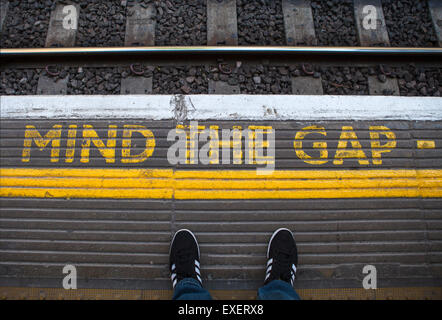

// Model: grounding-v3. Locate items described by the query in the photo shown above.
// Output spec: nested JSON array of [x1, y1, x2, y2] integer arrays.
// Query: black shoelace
[[174, 248, 196, 281], [270, 248, 295, 283]]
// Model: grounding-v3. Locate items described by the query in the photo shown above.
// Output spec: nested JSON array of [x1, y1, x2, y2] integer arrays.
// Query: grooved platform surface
[[1, 117, 441, 292]]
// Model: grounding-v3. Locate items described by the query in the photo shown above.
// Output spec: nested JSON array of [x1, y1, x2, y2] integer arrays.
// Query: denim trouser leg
[[172, 278, 299, 300], [172, 278, 213, 300], [257, 280, 301, 300]]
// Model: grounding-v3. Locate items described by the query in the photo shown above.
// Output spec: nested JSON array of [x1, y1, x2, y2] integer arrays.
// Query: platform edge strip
[[0, 286, 441, 300], [1, 168, 442, 200]]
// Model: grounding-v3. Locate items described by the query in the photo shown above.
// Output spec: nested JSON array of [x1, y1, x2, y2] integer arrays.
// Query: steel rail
[[1, 46, 442, 58]]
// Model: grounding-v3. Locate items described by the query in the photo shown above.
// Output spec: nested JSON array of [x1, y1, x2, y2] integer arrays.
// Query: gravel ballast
[[382, 0, 438, 47], [237, 65, 292, 94], [1, 0, 54, 48], [153, 66, 209, 94], [237, 0, 285, 45], [321, 66, 369, 95], [394, 65, 442, 96], [1, 65, 440, 97], [0, 68, 39, 95], [67, 67, 122, 94], [311, 0, 358, 46], [155, 0, 207, 46], [76, 0, 126, 47]]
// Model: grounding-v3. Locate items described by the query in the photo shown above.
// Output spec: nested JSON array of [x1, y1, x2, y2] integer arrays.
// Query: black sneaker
[[169, 229, 202, 289], [264, 228, 298, 286]]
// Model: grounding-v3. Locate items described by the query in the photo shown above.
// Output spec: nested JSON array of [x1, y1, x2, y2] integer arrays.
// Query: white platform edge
[[1, 95, 441, 120]]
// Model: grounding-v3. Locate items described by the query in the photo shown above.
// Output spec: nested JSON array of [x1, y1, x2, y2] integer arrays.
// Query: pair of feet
[[169, 228, 298, 289]]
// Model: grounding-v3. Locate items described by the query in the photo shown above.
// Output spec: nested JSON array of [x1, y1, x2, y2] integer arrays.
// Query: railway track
[[1, 0, 442, 300], [2, 45, 441, 96], [1, 0, 442, 96], [1, 0, 441, 48]]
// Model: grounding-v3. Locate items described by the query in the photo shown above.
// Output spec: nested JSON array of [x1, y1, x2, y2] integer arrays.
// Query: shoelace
[[171, 249, 201, 288], [266, 248, 296, 285]]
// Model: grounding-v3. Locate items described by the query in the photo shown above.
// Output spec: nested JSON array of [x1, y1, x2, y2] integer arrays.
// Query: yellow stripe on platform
[[0, 168, 441, 200], [1, 286, 441, 300]]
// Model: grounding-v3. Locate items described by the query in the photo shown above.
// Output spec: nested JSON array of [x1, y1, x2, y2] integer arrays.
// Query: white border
[[1, 95, 441, 120]]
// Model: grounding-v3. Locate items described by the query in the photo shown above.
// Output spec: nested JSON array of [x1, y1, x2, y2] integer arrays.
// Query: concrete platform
[[1, 95, 441, 299]]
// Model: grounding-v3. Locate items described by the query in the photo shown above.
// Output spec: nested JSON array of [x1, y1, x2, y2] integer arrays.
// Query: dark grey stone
[[382, 0, 438, 47]]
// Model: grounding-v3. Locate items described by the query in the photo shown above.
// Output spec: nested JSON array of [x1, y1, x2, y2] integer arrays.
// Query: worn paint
[[80, 125, 117, 163], [417, 140, 436, 149], [369, 126, 397, 165], [294, 126, 328, 165], [18, 123, 415, 166], [121, 125, 156, 163], [2, 95, 441, 121], [65, 125, 77, 163], [1, 168, 441, 200], [333, 126, 369, 165], [22, 125, 62, 163]]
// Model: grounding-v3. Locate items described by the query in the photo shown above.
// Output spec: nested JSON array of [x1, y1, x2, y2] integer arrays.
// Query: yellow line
[[1, 168, 441, 200], [175, 178, 442, 189], [174, 169, 432, 179], [3, 176, 442, 189], [417, 140, 436, 149], [174, 188, 439, 199], [1, 286, 441, 300], [0, 167, 173, 178], [0, 187, 173, 199], [1, 177, 172, 189]]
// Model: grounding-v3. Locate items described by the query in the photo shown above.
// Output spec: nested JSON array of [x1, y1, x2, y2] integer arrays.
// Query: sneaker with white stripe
[[264, 228, 298, 286], [169, 229, 202, 289]]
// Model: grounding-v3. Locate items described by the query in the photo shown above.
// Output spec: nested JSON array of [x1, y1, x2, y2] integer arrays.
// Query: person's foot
[[169, 229, 202, 288], [264, 228, 298, 286]]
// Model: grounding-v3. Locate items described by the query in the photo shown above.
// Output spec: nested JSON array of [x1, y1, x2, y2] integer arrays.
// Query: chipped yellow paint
[[173, 188, 438, 199], [121, 125, 156, 164], [247, 126, 275, 165], [175, 123, 207, 164], [4, 176, 440, 190], [22, 125, 62, 163], [217, 125, 243, 165], [173, 178, 441, 189], [1, 177, 173, 189], [333, 126, 369, 165], [65, 125, 77, 163], [369, 126, 397, 165], [174, 124, 273, 165], [80, 125, 117, 163], [173, 169, 441, 179], [417, 140, 436, 149], [0, 187, 173, 199], [1, 168, 441, 200], [0, 167, 174, 178], [294, 126, 328, 165]]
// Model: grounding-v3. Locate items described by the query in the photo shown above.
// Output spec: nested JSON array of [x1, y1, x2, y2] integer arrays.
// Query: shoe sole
[[169, 229, 200, 259], [267, 228, 294, 258]]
